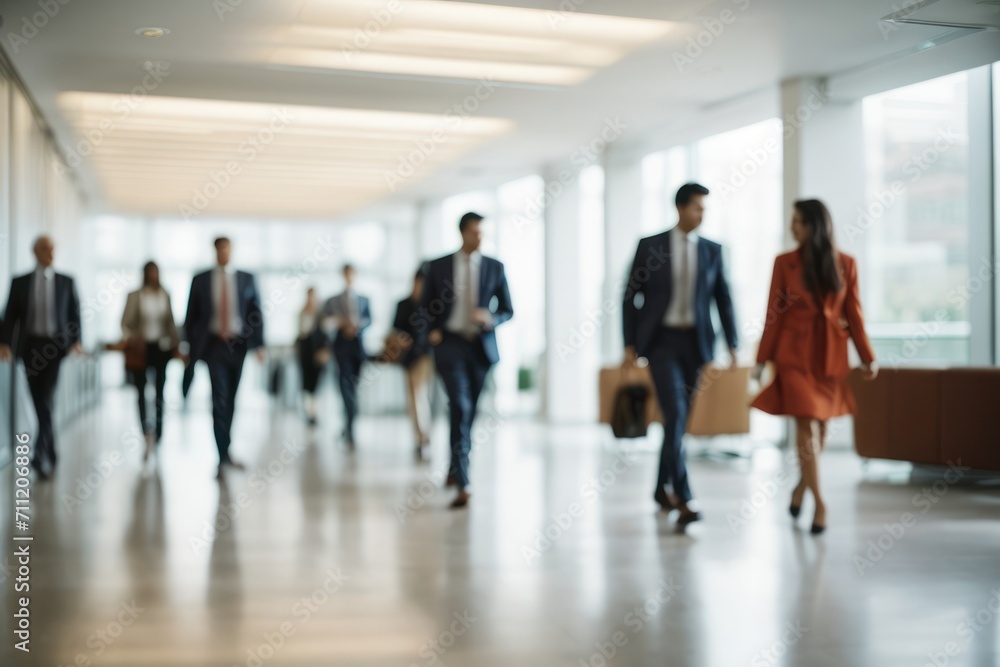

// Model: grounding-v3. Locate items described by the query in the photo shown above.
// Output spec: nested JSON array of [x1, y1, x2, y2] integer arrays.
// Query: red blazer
[[756, 250, 875, 378]]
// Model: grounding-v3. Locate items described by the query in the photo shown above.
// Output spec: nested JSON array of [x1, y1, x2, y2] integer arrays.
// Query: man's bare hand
[[471, 309, 493, 328]]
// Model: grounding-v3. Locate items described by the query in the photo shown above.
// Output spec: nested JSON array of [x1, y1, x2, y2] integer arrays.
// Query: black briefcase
[[610, 383, 650, 439]]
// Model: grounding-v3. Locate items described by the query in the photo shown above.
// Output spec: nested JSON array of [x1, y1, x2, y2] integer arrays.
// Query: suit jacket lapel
[[441, 254, 456, 320], [661, 231, 673, 314], [695, 238, 709, 309], [478, 256, 488, 308]]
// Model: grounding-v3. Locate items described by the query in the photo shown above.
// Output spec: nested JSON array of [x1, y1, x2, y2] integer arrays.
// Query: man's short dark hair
[[213, 236, 231, 248], [675, 183, 709, 208], [343, 263, 355, 274], [459, 211, 484, 232]]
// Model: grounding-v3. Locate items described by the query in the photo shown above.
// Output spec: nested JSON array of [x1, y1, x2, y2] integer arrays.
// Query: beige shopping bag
[[599, 364, 752, 436]]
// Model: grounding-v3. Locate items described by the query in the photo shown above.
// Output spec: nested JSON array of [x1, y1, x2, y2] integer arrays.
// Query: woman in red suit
[[752, 199, 878, 534]]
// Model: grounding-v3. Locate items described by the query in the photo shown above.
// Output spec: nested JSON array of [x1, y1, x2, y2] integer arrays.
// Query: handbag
[[610, 377, 650, 439], [123, 338, 147, 372]]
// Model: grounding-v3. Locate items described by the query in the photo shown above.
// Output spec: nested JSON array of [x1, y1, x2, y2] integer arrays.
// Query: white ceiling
[[0, 0, 992, 222]]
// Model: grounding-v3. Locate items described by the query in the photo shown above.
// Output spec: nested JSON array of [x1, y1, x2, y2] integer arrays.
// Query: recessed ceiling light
[[260, 0, 674, 86], [135, 27, 169, 38], [57, 92, 513, 218]]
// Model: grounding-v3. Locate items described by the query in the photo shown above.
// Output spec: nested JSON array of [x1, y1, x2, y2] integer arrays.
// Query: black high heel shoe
[[789, 483, 805, 519], [811, 505, 826, 535]]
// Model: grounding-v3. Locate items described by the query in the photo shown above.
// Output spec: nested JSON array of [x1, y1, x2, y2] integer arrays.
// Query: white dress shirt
[[138, 288, 169, 344], [326, 290, 362, 329], [29, 266, 56, 337], [663, 226, 699, 328], [298, 310, 317, 338], [446, 250, 481, 336], [210, 266, 241, 337]]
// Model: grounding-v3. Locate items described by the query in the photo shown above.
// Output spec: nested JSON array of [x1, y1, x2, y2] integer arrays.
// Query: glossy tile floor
[[1, 387, 999, 667]]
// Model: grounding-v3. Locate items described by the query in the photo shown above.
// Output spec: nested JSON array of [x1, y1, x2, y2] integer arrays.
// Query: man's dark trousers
[[23, 336, 64, 471], [434, 332, 491, 489], [646, 327, 703, 503], [333, 336, 364, 442], [204, 336, 247, 464]]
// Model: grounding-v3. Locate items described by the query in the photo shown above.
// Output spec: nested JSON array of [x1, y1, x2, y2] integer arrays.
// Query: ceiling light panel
[[268, 0, 675, 85], [58, 92, 512, 218]]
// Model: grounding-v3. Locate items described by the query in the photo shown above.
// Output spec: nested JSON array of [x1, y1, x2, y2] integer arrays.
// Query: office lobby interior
[[0, 1, 998, 665]]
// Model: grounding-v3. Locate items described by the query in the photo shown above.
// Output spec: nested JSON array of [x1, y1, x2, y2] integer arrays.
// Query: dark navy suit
[[184, 268, 264, 464], [623, 229, 738, 503], [324, 291, 370, 444], [416, 252, 513, 488], [1, 270, 82, 473]]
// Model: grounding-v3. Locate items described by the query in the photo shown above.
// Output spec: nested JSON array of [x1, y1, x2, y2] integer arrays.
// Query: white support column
[[601, 150, 644, 364], [782, 77, 868, 255], [781, 77, 868, 448], [542, 164, 587, 422]]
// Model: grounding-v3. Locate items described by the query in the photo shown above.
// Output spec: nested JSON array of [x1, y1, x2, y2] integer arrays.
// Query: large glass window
[[695, 118, 784, 360], [861, 71, 972, 365]]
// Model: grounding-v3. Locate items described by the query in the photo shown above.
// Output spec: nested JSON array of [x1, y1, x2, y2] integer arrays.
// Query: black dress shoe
[[31, 460, 49, 481], [810, 523, 826, 535], [789, 504, 801, 519], [677, 509, 701, 526], [449, 491, 471, 509], [653, 489, 675, 511]]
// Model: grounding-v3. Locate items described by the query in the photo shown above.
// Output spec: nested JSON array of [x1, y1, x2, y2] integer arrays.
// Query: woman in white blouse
[[121, 261, 180, 459], [296, 287, 327, 426]]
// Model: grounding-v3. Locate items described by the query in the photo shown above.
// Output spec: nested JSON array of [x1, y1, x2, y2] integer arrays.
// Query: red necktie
[[220, 273, 230, 340]]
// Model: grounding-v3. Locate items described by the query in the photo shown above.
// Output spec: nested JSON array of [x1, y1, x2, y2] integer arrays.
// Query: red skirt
[[751, 365, 857, 421]]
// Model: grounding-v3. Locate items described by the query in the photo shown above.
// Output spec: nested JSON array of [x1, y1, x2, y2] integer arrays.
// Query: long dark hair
[[142, 261, 160, 289], [794, 199, 841, 300]]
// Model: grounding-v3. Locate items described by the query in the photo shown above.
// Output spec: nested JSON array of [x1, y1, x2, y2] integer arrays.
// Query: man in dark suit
[[323, 264, 370, 449], [417, 212, 513, 508], [184, 237, 265, 478], [0, 235, 82, 479], [623, 183, 739, 525]]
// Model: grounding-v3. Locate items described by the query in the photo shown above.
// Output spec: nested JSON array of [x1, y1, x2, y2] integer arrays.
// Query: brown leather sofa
[[848, 367, 1000, 471]]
